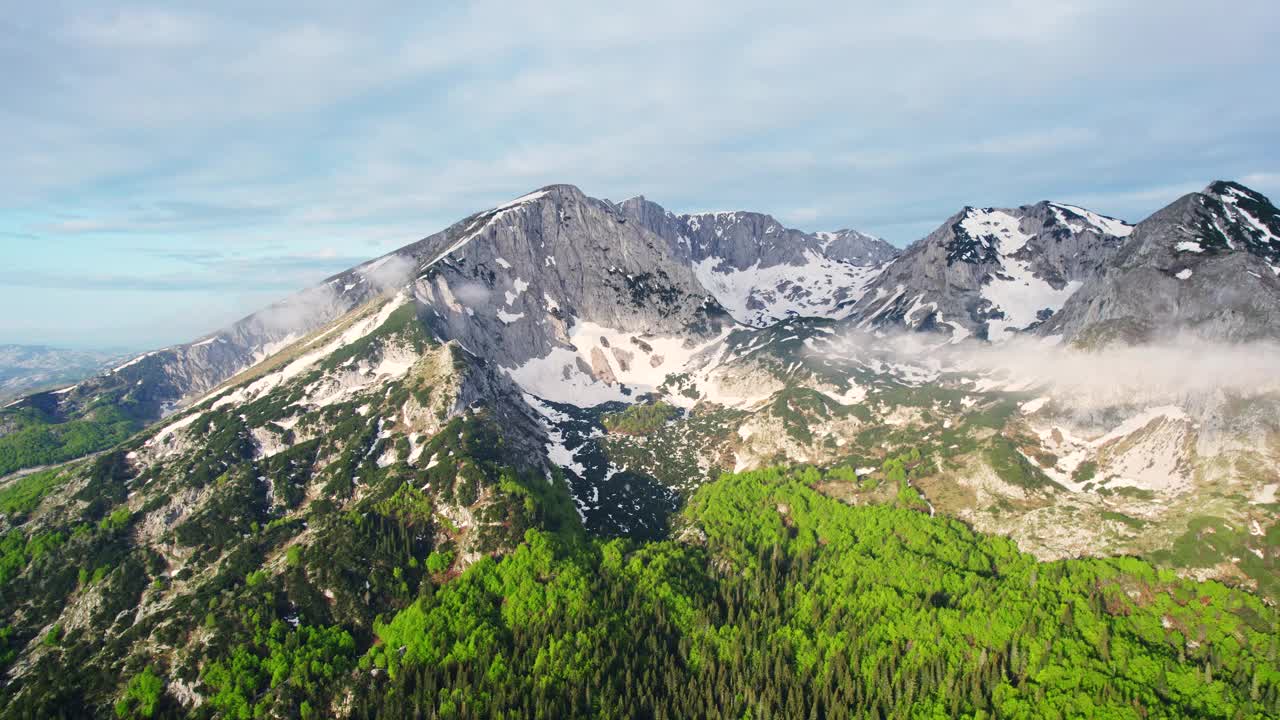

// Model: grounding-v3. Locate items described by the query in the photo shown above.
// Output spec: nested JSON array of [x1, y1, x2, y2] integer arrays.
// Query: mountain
[[412, 186, 729, 398], [814, 228, 900, 265], [847, 201, 1132, 341], [619, 196, 899, 327], [0, 181, 1277, 718], [0, 270, 394, 478], [0, 346, 131, 404], [1040, 181, 1280, 345], [0, 186, 895, 479]]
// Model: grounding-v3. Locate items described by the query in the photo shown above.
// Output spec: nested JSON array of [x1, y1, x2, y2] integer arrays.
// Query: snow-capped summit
[[846, 200, 1132, 342]]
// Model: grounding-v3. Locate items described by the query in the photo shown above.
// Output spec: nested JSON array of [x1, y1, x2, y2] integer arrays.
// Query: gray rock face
[[407, 185, 731, 372], [619, 196, 899, 326], [1040, 181, 1280, 345], [847, 201, 1132, 341], [814, 229, 900, 266], [621, 198, 816, 269]]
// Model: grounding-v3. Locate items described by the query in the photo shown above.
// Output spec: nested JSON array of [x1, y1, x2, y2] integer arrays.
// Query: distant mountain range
[[0, 345, 132, 404], [1, 180, 1277, 717], [10, 179, 1277, 441]]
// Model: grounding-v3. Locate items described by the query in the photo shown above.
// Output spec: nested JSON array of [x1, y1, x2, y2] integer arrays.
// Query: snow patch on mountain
[[495, 189, 551, 212], [151, 412, 202, 446], [964, 209, 1080, 341], [694, 251, 883, 327], [961, 209, 1032, 256], [505, 346, 622, 406], [984, 267, 1081, 341], [523, 393, 589, 480], [1050, 203, 1133, 238], [1020, 397, 1050, 414], [503, 320, 730, 407], [112, 351, 159, 374], [1026, 405, 1194, 494], [1092, 405, 1190, 446], [207, 293, 412, 412], [496, 309, 524, 325], [1214, 184, 1280, 243]]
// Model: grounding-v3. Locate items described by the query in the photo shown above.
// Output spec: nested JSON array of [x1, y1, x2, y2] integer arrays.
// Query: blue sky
[[3, 1, 1279, 350]]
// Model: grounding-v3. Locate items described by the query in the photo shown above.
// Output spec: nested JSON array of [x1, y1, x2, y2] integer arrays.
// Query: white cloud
[[951, 334, 1280, 410], [783, 208, 822, 224], [3, 0, 1280, 347]]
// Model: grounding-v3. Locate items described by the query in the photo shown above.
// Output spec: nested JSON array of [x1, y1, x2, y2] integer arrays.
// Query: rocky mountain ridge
[[6, 180, 1279, 487], [1040, 181, 1280, 344], [846, 200, 1133, 341]]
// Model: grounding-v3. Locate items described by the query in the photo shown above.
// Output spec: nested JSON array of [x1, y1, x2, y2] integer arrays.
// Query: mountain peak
[[1038, 178, 1280, 346], [481, 184, 587, 213], [1179, 179, 1280, 261], [1203, 179, 1268, 202], [533, 182, 586, 196], [1044, 202, 1133, 238]]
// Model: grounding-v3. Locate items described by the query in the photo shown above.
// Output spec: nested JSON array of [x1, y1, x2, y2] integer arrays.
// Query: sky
[[2, 1, 1279, 350]]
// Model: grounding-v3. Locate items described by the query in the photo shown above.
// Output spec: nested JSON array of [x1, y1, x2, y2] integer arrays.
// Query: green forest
[[0, 406, 141, 478], [343, 468, 1279, 719], [54, 465, 1274, 719]]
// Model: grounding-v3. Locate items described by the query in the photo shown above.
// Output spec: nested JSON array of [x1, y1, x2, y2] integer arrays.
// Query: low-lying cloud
[[358, 253, 416, 293], [245, 252, 417, 339], [812, 329, 1280, 414], [451, 281, 492, 307], [950, 334, 1280, 409]]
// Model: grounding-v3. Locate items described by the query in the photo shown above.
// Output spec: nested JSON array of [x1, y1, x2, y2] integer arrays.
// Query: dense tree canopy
[[3, 443, 1276, 718], [349, 467, 1279, 719]]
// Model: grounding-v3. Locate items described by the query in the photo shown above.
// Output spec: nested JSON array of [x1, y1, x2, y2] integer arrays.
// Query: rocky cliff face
[[411, 185, 730, 373], [846, 201, 1132, 341], [1040, 181, 1280, 345], [814, 228, 900, 266], [619, 196, 899, 327]]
